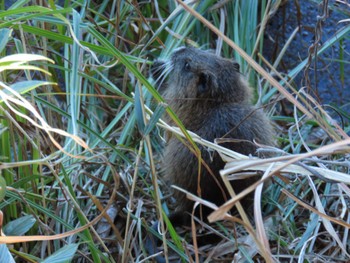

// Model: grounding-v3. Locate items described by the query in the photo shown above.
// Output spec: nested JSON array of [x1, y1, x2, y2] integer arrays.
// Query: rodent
[[153, 47, 274, 223], [147, 47, 274, 261]]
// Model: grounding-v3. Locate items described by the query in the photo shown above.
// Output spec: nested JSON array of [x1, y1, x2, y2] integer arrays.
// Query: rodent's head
[[153, 47, 252, 104]]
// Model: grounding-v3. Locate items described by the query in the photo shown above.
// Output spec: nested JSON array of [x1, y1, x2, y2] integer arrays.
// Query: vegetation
[[0, 0, 349, 262]]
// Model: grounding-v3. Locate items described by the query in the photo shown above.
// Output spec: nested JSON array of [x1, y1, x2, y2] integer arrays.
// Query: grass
[[0, 0, 350, 262]]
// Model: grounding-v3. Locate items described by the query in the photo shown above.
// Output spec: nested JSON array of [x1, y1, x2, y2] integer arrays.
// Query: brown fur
[[152, 47, 274, 224]]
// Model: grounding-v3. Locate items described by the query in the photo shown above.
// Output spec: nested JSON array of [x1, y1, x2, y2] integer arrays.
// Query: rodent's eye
[[184, 62, 191, 70]]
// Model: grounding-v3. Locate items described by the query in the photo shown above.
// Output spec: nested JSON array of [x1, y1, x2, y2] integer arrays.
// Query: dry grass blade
[[0, 53, 54, 65], [0, 204, 104, 244], [0, 82, 89, 157], [306, 176, 350, 257], [210, 138, 350, 221], [281, 188, 350, 229], [222, 157, 350, 184], [254, 163, 275, 262]]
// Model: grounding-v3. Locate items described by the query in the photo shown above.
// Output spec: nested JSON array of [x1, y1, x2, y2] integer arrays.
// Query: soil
[[263, 0, 350, 109]]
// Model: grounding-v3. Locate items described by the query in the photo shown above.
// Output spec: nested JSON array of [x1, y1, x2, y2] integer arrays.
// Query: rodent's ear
[[198, 71, 218, 95], [232, 60, 240, 72], [150, 59, 165, 79]]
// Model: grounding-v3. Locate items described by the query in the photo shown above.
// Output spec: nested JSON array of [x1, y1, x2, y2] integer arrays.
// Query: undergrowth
[[0, 0, 349, 262]]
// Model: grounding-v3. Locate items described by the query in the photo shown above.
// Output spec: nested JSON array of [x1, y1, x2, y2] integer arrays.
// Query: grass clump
[[0, 0, 349, 262]]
